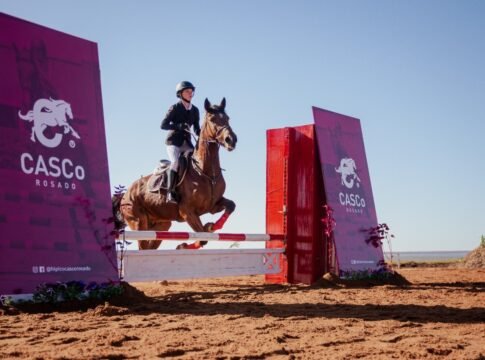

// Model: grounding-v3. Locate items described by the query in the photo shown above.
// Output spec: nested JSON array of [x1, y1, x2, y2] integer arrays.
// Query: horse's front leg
[[206, 197, 236, 232]]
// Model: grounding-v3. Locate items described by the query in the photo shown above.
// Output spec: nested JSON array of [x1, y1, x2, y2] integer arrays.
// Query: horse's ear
[[220, 97, 226, 111], [204, 98, 211, 111]]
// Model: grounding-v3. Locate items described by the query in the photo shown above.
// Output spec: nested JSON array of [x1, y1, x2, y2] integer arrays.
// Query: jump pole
[[120, 230, 285, 242], [117, 231, 286, 282]]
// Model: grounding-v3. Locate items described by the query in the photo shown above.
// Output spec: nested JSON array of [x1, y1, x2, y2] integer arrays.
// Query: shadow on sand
[[5, 281, 484, 325]]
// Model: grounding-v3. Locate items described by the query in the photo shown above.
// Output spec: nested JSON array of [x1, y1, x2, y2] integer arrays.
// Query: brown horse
[[115, 98, 237, 250]]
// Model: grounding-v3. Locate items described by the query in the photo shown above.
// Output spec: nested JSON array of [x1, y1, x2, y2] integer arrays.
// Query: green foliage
[[85, 282, 124, 300], [31, 281, 123, 304], [481, 235, 485, 247], [339, 266, 394, 281], [0, 295, 13, 306]]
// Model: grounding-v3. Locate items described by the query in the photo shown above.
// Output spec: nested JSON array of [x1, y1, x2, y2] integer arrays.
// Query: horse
[[18, 98, 80, 148], [114, 98, 237, 250]]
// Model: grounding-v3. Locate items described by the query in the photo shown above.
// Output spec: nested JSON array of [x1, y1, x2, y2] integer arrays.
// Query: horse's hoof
[[204, 223, 215, 232], [176, 243, 188, 250], [176, 242, 201, 250]]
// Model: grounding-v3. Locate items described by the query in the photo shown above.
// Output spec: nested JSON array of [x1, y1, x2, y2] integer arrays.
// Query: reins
[[192, 119, 224, 181], [189, 116, 227, 203], [191, 156, 222, 185]]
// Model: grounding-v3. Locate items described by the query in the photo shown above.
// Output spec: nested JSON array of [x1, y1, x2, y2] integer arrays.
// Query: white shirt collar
[[181, 100, 192, 110]]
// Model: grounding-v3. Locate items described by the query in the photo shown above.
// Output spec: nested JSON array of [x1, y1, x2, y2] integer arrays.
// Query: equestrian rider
[[161, 81, 201, 203]]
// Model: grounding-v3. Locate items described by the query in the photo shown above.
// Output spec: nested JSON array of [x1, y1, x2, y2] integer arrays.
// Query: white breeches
[[167, 141, 192, 172]]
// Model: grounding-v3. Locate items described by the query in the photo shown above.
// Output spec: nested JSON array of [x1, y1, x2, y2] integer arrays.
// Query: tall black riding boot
[[166, 170, 178, 204]]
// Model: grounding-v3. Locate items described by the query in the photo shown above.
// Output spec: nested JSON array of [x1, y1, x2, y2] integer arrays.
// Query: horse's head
[[335, 158, 357, 176], [52, 99, 73, 120], [203, 98, 237, 151], [41, 98, 73, 126]]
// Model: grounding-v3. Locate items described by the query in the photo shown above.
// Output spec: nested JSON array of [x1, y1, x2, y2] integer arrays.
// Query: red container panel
[[266, 125, 327, 284]]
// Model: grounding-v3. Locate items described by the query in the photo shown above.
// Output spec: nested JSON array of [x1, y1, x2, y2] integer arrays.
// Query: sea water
[[385, 251, 469, 262]]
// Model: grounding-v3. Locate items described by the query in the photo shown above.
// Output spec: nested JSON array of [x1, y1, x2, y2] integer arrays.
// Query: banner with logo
[[0, 13, 118, 295], [313, 106, 383, 274]]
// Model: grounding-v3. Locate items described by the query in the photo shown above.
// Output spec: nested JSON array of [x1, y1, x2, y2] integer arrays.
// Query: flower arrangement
[[364, 223, 393, 248], [111, 185, 132, 280], [0, 186, 129, 307], [364, 223, 395, 267], [116, 231, 132, 281], [74, 184, 128, 277], [335, 224, 397, 281], [75, 195, 117, 272], [1, 281, 123, 306], [339, 266, 394, 281], [321, 204, 337, 273], [33, 281, 123, 303], [321, 204, 336, 238], [111, 185, 127, 232]]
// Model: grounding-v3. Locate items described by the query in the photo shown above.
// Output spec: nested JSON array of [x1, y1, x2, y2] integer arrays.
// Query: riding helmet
[[176, 81, 195, 97]]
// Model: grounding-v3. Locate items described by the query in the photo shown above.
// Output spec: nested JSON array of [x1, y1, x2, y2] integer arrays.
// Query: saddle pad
[[148, 160, 170, 192], [148, 172, 167, 192]]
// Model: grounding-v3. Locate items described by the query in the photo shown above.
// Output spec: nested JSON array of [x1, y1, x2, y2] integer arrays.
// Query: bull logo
[[335, 157, 361, 189], [18, 98, 80, 148]]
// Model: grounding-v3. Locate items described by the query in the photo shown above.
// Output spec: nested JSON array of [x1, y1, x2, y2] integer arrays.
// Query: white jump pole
[[119, 230, 285, 242]]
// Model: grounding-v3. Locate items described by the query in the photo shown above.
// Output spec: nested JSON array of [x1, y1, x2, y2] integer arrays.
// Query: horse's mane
[[205, 105, 225, 115]]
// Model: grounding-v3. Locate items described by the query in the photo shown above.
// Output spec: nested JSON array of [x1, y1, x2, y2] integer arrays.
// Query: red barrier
[[266, 125, 328, 284]]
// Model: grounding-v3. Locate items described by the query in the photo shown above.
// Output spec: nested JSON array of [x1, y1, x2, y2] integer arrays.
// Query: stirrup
[[166, 192, 178, 204]]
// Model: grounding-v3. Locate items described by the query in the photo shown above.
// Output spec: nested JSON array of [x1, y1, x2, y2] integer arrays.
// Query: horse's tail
[[18, 110, 34, 121], [111, 193, 126, 231]]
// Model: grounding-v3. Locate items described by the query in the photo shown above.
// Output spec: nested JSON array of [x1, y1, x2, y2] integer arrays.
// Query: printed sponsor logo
[[18, 98, 85, 191], [45, 266, 91, 273], [335, 158, 361, 189], [351, 260, 375, 265], [336, 157, 365, 213], [18, 98, 80, 149], [32, 265, 92, 273]]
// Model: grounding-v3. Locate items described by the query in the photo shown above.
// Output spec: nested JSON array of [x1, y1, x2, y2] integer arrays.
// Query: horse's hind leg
[[138, 221, 171, 250], [139, 240, 161, 250], [124, 211, 161, 250], [206, 197, 236, 232]]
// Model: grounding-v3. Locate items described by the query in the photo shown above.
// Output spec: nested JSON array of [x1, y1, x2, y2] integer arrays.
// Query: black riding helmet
[[176, 81, 195, 98]]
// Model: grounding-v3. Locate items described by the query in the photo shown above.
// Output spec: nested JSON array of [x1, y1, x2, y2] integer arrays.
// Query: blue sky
[[2, 1, 484, 251]]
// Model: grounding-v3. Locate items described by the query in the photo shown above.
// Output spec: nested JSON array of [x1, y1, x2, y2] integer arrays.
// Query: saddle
[[148, 151, 191, 193]]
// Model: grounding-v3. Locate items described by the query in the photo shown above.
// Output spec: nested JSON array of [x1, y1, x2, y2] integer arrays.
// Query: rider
[[161, 81, 201, 203]]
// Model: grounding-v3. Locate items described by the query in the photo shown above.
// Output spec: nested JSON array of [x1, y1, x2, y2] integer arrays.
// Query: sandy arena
[[1, 267, 484, 359]]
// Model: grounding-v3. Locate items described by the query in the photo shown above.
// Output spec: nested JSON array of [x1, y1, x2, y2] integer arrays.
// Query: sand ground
[[1, 267, 484, 359]]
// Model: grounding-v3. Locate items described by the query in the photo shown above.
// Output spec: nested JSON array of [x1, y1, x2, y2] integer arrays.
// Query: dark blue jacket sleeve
[[161, 105, 177, 130], [193, 107, 201, 136]]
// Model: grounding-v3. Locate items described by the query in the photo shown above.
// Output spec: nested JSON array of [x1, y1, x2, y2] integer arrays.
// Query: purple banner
[[0, 13, 117, 295], [313, 107, 383, 274]]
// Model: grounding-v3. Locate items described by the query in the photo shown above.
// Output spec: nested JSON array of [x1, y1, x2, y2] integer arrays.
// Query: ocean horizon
[[384, 250, 470, 262]]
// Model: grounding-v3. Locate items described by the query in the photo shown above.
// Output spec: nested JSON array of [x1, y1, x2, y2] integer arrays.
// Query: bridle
[[200, 113, 231, 146], [215, 124, 230, 138], [188, 111, 233, 202]]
